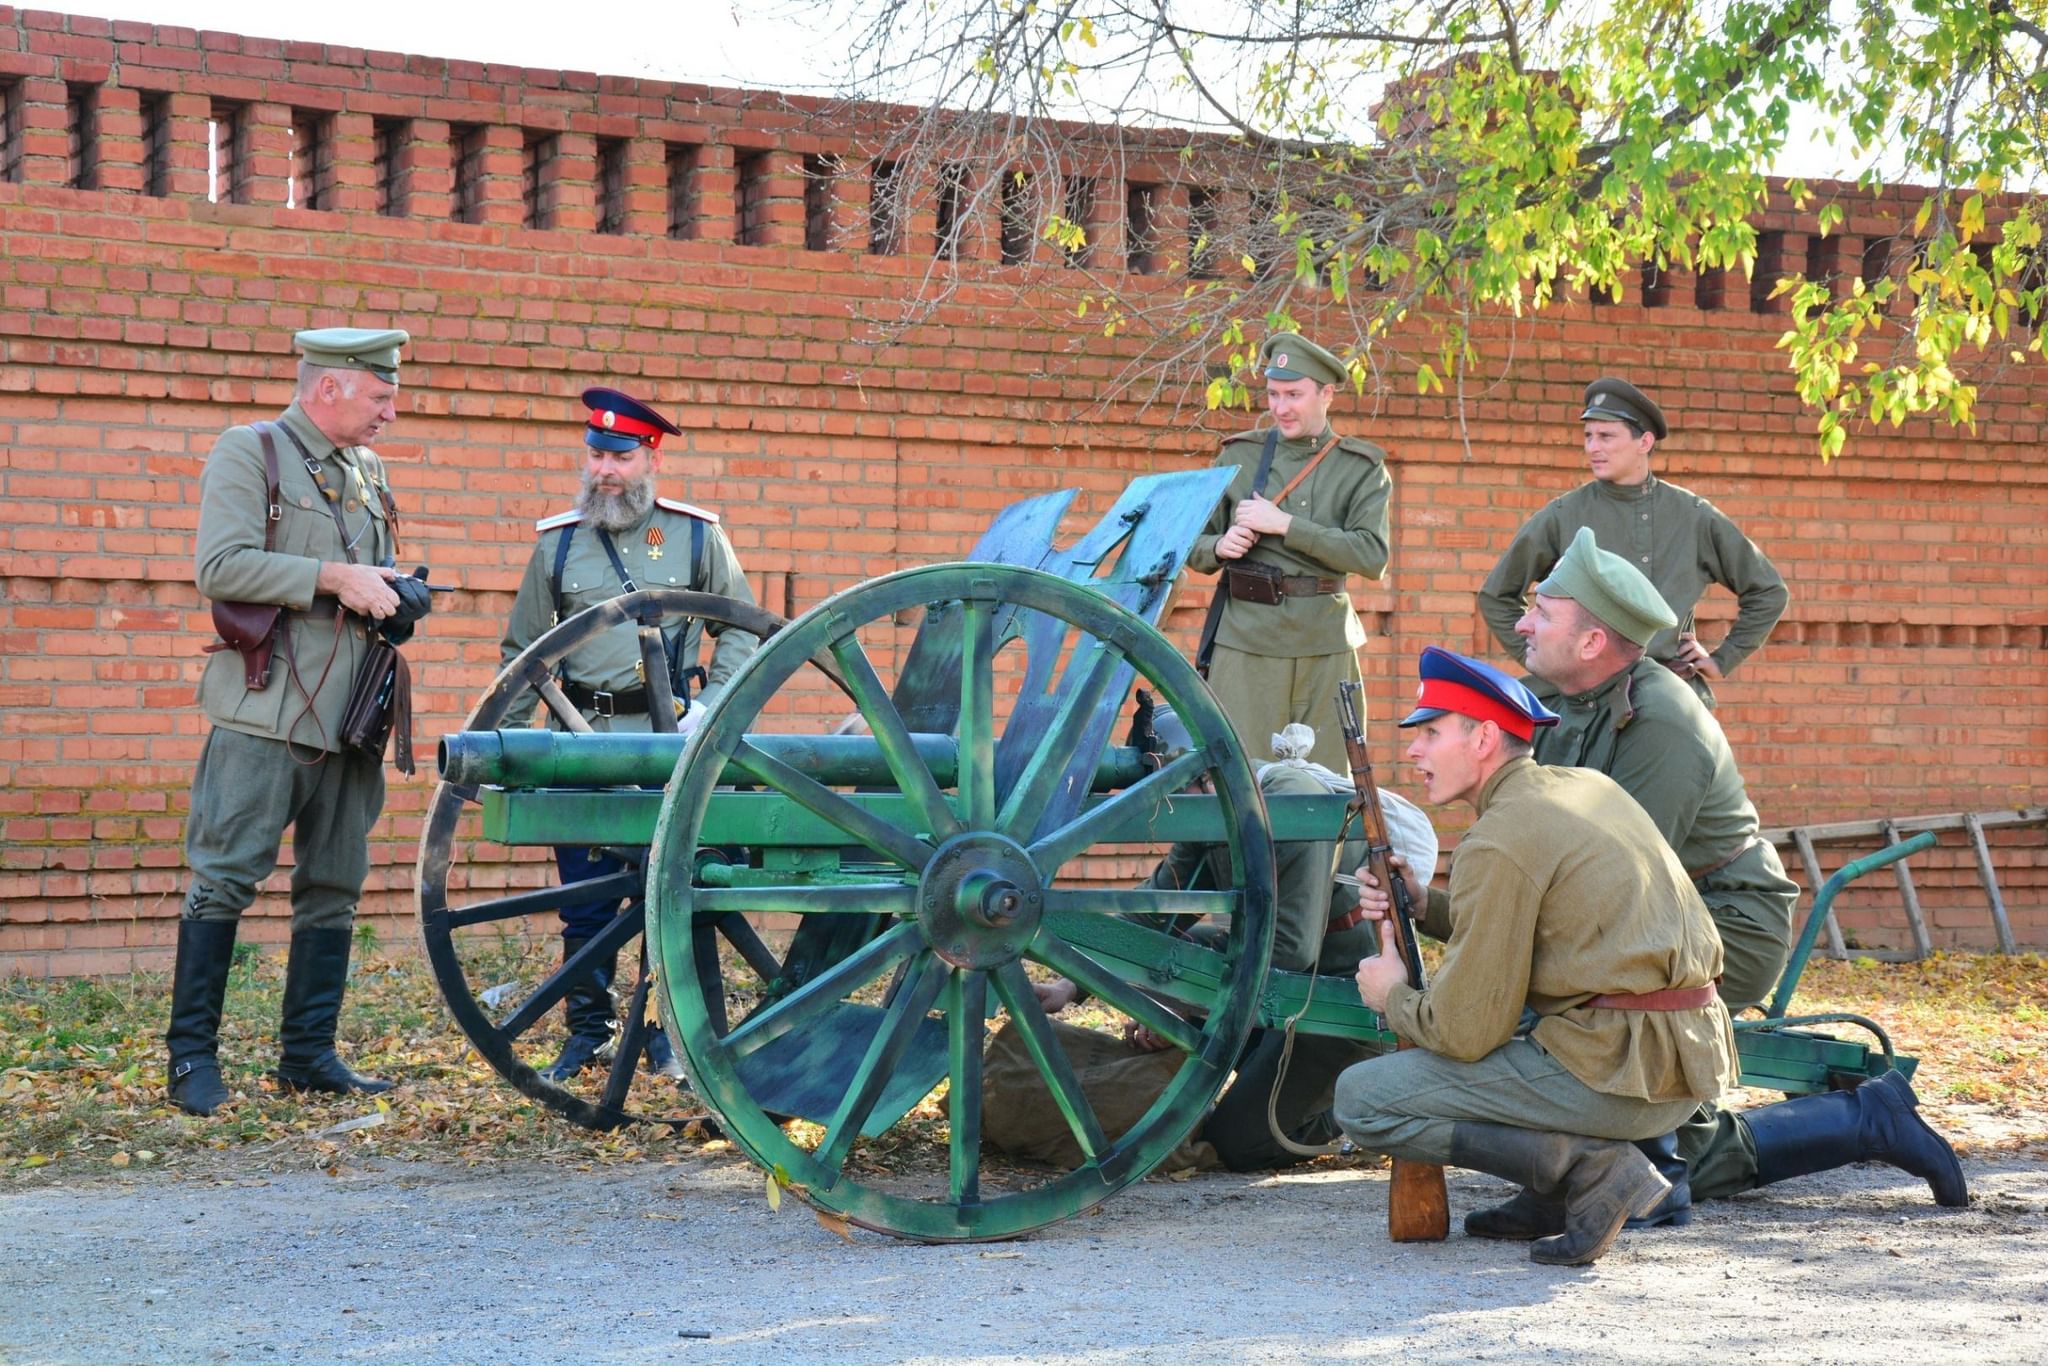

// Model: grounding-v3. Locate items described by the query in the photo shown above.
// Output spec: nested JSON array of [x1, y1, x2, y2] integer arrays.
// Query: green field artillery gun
[[418, 471, 1927, 1241]]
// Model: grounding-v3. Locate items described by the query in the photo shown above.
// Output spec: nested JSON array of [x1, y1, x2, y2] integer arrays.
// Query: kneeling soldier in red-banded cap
[[500, 386, 759, 1085], [1334, 646, 1736, 1265]]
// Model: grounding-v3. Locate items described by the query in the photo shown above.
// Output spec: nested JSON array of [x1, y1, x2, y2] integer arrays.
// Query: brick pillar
[[237, 101, 293, 206], [950, 166, 991, 264], [730, 146, 804, 247], [693, 142, 735, 245], [546, 130, 597, 233], [1151, 184, 1191, 276], [161, 91, 211, 200], [11, 77, 68, 185], [827, 157, 869, 253], [397, 118, 452, 220], [325, 111, 377, 214], [1080, 169, 1121, 271], [619, 135, 667, 237], [93, 83, 142, 194], [472, 122, 526, 227]]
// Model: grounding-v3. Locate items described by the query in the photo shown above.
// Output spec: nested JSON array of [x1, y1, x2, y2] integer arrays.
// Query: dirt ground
[[3, 1132, 2043, 1365]]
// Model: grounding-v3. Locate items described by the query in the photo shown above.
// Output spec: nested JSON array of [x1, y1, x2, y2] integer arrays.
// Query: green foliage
[[837, 0, 2048, 457]]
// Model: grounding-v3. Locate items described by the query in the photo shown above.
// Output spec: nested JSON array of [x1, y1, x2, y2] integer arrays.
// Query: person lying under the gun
[[984, 703, 1437, 1173], [1334, 646, 1735, 1266]]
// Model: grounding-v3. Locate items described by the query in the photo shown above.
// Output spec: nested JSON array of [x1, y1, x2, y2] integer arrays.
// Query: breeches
[[1332, 1037, 1701, 1166], [182, 726, 385, 933], [1205, 644, 1363, 772], [555, 844, 633, 939]]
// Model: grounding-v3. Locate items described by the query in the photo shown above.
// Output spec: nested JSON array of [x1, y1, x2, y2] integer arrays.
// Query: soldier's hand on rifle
[[1215, 523, 1259, 560], [1354, 919, 1408, 1011], [1349, 855, 1424, 921]]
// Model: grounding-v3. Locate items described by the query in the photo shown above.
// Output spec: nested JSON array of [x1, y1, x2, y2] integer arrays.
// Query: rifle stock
[[1337, 681, 1450, 1243]]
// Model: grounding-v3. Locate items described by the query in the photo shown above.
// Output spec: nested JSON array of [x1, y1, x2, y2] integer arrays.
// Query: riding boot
[[1447, 1122, 1670, 1266], [1467, 1131, 1692, 1238], [165, 919, 239, 1115], [542, 937, 617, 1083], [274, 927, 396, 1095], [1623, 1131, 1694, 1229], [1745, 1069, 1967, 1206]]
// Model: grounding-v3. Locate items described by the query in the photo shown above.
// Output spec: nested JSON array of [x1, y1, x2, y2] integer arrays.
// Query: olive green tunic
[[500, 499, 759, 733], [194, 402, 400, 751], [1477, 475, 1788, 690], [1533, 655, 1798, 1012], [1386, 758, 1737, 1105], [1185, 424, 1394, 767]]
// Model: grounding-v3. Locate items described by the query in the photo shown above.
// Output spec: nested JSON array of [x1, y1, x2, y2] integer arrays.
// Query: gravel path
[[4, 1150, 2043, 1363]]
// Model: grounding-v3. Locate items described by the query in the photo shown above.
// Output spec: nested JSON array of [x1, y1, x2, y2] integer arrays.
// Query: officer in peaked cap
[[499, 383, 760, 1088], [1187, 331, 1395, 773], [1476, 374, 1787, 709], [1506, 536, 1961, 1237], [167, 323, 426, 1116], [1330, 642, 1736, 1265]]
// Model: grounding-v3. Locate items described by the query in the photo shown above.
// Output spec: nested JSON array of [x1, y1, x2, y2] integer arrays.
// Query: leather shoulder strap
[[254, 422, 283, 554]]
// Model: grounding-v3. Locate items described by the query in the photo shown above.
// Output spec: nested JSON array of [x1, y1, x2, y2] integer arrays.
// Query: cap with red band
[[1397, 645, 1559, 741], [582, 386, 681, 452]]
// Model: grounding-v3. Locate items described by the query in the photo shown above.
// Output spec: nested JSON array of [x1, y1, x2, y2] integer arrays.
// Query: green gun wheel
[[648, 564, 1276, 1239], [415, 588, 792, 1131]]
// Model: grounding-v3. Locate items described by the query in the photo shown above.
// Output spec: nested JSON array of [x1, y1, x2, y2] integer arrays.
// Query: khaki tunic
[[1533, 656, 1798, 1009], [1386, 758, 1737, 1105], [1477, 475, 1788, 682], [1186, 425, 1394, 658], [500, 500, 759, 733], [194, 402, 399, 752]]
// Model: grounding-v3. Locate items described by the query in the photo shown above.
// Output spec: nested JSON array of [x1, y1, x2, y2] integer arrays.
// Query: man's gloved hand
[[381, 568, 435, 644]]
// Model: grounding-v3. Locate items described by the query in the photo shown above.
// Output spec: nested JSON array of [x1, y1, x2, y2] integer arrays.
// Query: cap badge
[[1274, 352, 1290, 369], [601, 410, 617, 429], [1591, 391, 1608, 406]]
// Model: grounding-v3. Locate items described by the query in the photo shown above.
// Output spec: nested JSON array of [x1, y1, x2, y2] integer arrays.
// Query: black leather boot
[[1745, 1069, 1966, 1206], [1448, 1122, 1670, 1266], [542, 937, 617, 1083], [1466, 1131, 1691, 1238], [165, 919, 239, 1116], [275, 927, 395, 1095]]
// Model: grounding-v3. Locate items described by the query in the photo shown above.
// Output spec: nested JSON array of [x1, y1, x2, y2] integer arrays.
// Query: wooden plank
[[1964, 812, 2019, 954], [1791, 827, 1847, 960], [1884, 821, 1934, 960], [1761, 806, 2046, 846]]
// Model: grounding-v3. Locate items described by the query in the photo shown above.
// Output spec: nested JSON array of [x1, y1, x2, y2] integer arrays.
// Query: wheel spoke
[[958, 597, 996, 830], [946, 968, 989, 1206], [636, 624, 680, 734], [1025, 748, 1211, 875], [1029, 935, 1203, 1054], [1040, 887, 1241, 919], [990, 962, 1108, 1163], [721, 920, 922, 1062], [533, 677, 595, 734], [716, 912, 783, 984], [599, 968, 654, 1111], [815, 951, 949, 1177], [495, 906, 644, 1041], [728, 739, 936, 871], [997, 636, 1122, 842], [693, 884, 915, 917], [827, 628, 962, 842], [435, 870, 643, 931]]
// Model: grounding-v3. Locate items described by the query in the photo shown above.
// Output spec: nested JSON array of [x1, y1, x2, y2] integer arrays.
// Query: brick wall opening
[[1125, 182, 1158, 274], [665, 142, 701, 240], [596, 136, 627, 235], [65, 83, 97, 191], [140, 90, 169, 197]]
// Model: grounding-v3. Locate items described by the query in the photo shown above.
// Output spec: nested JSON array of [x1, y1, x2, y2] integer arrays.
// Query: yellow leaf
[[110, 1152, 131, 1168], [814, 1209, 857, 1244], [764, 1170, 782, 1211], [22, 1154, 48, 1168]]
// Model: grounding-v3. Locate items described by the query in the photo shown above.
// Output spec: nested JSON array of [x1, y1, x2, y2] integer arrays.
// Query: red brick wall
[[1, 7, 2043, 974]]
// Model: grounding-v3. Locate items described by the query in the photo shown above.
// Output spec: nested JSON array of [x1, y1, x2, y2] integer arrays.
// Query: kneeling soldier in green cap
[[1501, 527, 1963, 1233], [1186, 332, 1394, 770], [1476, 376, 1788, 708], [167, 326, 423, 1115]]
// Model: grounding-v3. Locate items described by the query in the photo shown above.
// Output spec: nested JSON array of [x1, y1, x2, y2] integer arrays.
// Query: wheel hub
[[915, 832, 1044, 968]]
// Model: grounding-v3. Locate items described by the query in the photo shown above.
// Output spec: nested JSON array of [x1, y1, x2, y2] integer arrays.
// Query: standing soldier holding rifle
[[1334, 647, 1736, 1266]]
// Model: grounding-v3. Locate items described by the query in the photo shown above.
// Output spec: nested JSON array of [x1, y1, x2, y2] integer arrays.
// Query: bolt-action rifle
[[1337, 681, 1450, 1243]]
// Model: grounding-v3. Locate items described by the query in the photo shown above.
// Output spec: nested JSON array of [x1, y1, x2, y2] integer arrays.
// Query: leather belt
[[1225, 566, 1342, 602], [562, 680, 648, 719], [1584, 984, 1719, 1011], [1688, 834, 1762, 882]]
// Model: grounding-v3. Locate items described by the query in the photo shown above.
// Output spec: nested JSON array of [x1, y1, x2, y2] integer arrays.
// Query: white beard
[[577, 469, 655, 532]]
